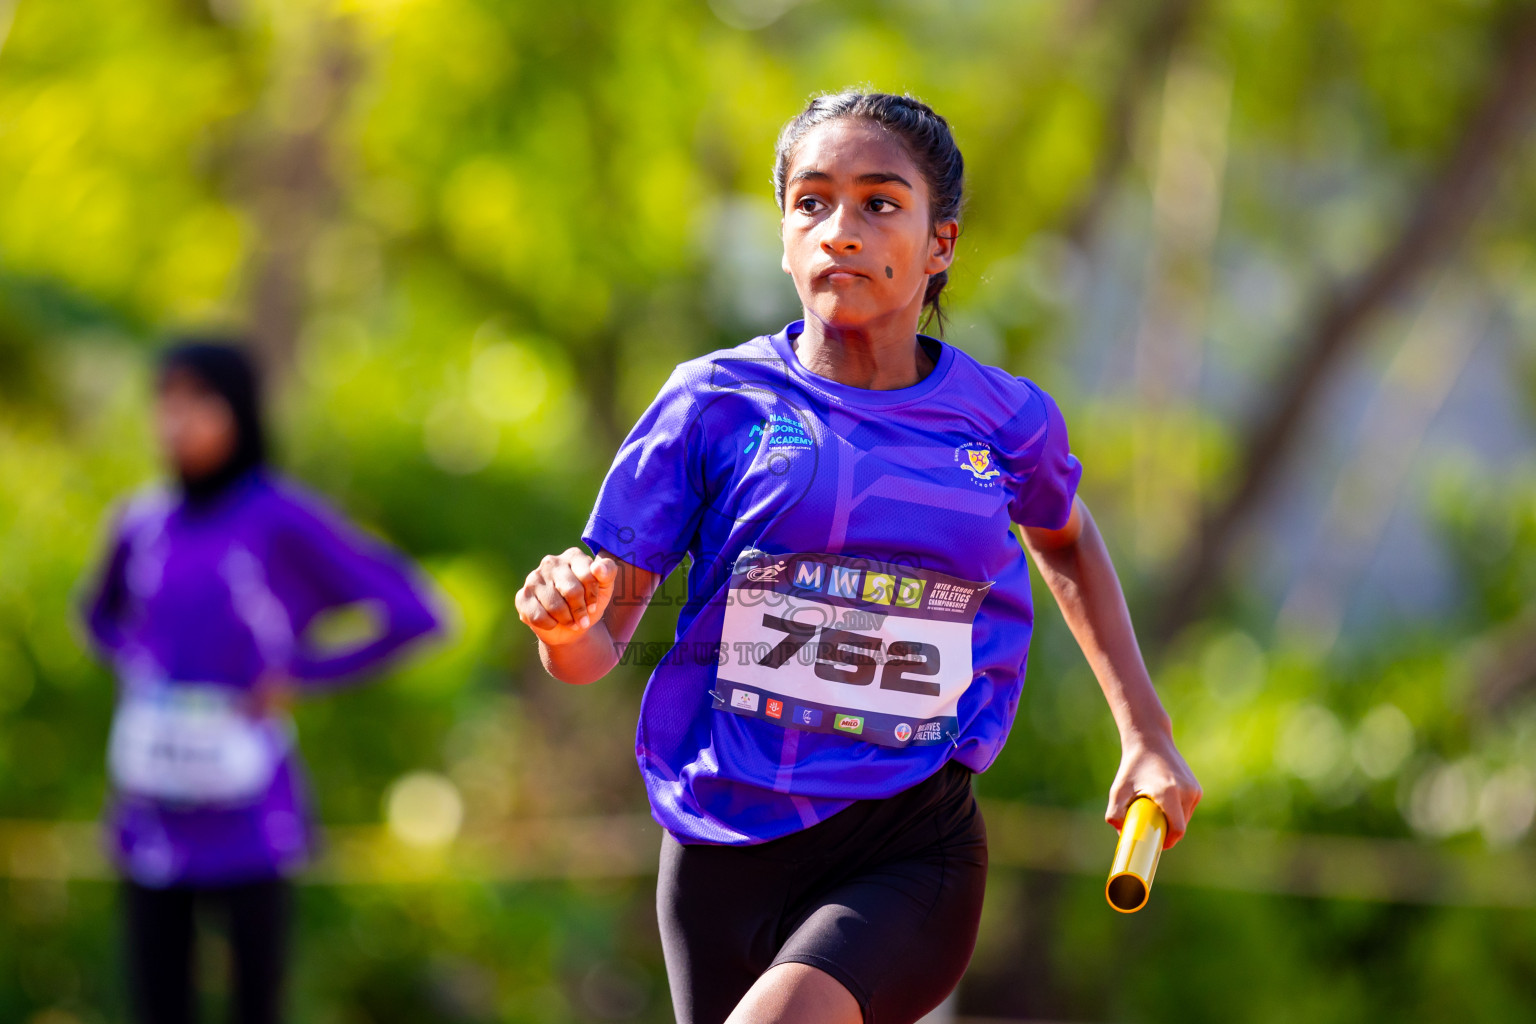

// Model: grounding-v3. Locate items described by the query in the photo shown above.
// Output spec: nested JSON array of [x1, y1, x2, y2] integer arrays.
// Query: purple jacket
[[81, 471, 442, 886]]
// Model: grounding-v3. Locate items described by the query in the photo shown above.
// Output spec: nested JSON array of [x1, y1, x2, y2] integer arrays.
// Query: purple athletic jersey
[[583, 321, 1081, 845], [81, 471, 442, 885]]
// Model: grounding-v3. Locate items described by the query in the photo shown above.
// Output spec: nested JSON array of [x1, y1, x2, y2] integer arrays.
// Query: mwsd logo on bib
[[783, 558, 928, 611]]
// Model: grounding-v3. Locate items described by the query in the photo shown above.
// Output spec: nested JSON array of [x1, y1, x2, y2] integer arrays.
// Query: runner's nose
[[821, 202, 861, 254]]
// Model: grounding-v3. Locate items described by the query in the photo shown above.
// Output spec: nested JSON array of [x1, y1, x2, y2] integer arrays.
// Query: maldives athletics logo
[[955, 443, 1001, 486]]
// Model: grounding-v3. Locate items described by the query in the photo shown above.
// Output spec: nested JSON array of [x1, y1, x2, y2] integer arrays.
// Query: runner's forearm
[[538, 621, 621, 685]]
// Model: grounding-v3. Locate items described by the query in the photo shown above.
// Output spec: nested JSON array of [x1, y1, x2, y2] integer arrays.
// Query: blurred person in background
[[78, 339, 443, 1024], [517, 92, 1201, 1024]]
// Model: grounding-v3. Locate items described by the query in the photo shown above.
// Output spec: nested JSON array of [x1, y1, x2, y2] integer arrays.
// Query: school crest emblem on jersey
[[956, 444, 1001, 484]]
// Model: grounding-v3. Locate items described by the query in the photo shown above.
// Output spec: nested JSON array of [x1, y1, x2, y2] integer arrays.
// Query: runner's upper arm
[[1020, 495, 1085, 553]]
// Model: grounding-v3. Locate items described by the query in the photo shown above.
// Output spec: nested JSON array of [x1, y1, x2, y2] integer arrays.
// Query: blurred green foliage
[[2, 0, 1536, 1021]]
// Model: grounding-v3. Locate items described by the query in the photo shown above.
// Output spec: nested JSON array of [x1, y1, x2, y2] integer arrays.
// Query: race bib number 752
[[712, 551, 992, 748]]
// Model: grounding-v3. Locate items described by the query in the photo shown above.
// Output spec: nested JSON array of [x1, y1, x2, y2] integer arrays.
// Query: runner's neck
[[792, 317, 936, 391]]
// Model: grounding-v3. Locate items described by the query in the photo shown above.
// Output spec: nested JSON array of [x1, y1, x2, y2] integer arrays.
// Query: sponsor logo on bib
[[793, 706, 823, 727], [893, 722, 913, 742], [765, 698, 784, 719], [834, 714, 864, 735], [730, 689, 760, 712], [915, 721, 945, 742]]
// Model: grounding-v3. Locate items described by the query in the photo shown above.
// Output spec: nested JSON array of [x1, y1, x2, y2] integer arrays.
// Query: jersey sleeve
[[77, 489, 172, 661], [582, 367, 710, 577], [79, 511, 133, 660], [271, 489, 444, 686], [1007, 381, 1082, 530]]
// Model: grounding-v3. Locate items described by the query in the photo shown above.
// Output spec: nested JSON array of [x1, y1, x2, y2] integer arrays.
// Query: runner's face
[[155, 370, 238, 482], [780, 119, 955, 331]]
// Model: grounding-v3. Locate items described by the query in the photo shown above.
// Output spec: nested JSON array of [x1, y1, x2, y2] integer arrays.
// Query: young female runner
[[81, 341, 442, 1024], [516, 92, 1201, 1024]]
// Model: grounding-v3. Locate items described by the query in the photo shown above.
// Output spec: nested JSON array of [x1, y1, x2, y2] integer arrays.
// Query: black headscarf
[[156, 340, 267, 504]]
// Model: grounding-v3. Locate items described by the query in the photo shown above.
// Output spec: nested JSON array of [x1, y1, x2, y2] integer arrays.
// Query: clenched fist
[[516, 547, 619, 646]]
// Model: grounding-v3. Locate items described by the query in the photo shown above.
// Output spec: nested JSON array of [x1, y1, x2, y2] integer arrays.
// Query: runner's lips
[[815, 265, 870, 282]]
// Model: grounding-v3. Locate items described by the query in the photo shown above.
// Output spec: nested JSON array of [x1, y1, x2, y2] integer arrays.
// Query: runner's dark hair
[[156, 336, 267, 504], [773, 90, 964, 334]]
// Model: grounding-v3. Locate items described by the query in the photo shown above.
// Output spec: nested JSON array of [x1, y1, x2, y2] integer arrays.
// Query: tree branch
[[1471, 606, 1536, 712], [244, 24, 360, 380], [1065, 0, 1203, 247], [1152, 6, 1536, 644]]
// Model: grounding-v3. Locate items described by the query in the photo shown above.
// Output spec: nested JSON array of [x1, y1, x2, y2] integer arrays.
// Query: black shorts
[[657, 760, 988, 1024]]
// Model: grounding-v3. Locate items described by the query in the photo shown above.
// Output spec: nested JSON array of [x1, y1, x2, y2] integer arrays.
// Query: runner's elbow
[[538, 643, 615, 686]]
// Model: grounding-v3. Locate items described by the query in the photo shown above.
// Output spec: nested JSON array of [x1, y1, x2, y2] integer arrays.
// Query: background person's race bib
[[108, 683, 290, 807], [713, 551, 992, 748]]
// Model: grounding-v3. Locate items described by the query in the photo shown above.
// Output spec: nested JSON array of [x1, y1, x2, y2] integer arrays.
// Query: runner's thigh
[[771, 806, 988, 1024], [658, 832, 788, 1024]]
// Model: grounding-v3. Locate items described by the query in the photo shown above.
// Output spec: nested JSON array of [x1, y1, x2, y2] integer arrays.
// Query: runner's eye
[[795, 196, 824, 214], [868, 196, 900, 213]]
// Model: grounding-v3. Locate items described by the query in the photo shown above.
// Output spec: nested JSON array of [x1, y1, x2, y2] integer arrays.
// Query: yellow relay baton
[[1105, 796, 1167, 913]]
